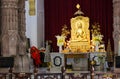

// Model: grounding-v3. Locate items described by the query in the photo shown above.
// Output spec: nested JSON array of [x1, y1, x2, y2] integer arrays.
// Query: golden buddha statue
[[69, 4, 90, 53]]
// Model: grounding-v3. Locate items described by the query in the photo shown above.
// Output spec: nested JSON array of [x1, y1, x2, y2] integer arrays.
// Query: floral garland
[[91, 22, 103, 45], [92, 35, 104, 46], [61, 24, 70, 37]]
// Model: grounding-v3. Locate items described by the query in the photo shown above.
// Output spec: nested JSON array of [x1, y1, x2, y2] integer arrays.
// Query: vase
[[95, 41, 99, 52], [56, 35, 66, 53]]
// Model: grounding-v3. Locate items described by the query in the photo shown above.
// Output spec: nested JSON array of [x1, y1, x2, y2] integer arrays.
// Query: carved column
[[113, 0, 120, 55], [1, 0, 18, 56], [18, 0, 27, 55], [14, 0, 30, 72], [0, 2, 2, 56]]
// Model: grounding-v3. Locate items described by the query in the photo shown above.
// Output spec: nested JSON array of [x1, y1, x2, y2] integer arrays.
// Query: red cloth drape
[[44, 0, 113, 52], [30, 46, 42, 66]]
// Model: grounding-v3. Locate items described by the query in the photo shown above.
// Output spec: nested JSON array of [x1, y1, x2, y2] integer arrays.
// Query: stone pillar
[[1, 0, 18, 56], [14, 0, 30, 72], [0, 2, 1, 56], [113, 0, 120, 55], [18, 0, 27, 55]]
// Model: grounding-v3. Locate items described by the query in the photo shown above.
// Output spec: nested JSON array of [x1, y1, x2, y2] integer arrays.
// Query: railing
[[0, 72, 62, 79], [0, 68, 119, 79]]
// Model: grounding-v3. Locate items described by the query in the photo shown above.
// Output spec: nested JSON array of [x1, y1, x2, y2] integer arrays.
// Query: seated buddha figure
[[70, 16, 90, 52], [76, 22, 87, 41]]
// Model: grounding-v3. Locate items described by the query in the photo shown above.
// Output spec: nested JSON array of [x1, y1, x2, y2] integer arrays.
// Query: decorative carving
[[1, 35, 9, 56], [113, 0, 120, 54], [8, 30, 18, 56], [18, 0, 27, 55], [1, 0, 19, 56]]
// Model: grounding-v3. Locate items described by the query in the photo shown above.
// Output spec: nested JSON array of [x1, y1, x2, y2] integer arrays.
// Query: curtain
[[44, 0, 113, 52]]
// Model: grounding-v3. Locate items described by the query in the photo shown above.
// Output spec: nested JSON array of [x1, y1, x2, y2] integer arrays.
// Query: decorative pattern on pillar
[[1, 0, 18, 56], [113, 0, 120, 55], [18, 0, 27, 55]]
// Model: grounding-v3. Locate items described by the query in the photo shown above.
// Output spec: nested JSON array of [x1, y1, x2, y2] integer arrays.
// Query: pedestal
[[59, 46, 62, 53], [95, 43, 99, 52]]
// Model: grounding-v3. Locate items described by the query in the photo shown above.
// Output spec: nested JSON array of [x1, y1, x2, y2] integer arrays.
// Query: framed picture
[[53, 56, 62, 66], [50, 53, 64, 67]]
